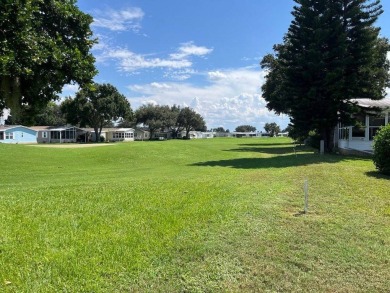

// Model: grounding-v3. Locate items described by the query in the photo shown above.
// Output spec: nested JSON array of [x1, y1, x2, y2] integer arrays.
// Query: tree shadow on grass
[[190, 152, 357, 169], [238, 142, 297, 147], [226, 146, 306, 155], [225, 144, 311, 155], [365, 171, 390, 180]]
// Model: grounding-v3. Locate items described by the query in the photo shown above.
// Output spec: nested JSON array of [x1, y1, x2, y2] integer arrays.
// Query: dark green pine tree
[[261, 0, 390, 151]]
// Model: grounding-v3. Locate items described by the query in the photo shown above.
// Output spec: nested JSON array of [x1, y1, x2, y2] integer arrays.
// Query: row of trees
[[5, 83, 206, 142], [134, 104, 206, 139], [208, 123, 283, 136], [261, 0, 390, 151]]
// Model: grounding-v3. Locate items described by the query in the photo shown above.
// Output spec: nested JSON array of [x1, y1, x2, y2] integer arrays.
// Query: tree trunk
[[94, 126, 100, 142], [322, 126, 335, 153]]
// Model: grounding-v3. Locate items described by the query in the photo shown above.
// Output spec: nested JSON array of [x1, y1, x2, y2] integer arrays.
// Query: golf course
[[0, 137, 389, 292]]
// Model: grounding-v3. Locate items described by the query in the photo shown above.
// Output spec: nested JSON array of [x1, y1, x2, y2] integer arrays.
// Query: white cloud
[[60, 84, 79, 97], [96, 48, 192, 71], [92, 7, 144, 32], [127, 67, 290, 131], [150, 82, 172, 89], [95, 42, 212, 75], [121, 55, 192, 71], [164, 68, 196, 81], [208, 71, 228, 80], [170, 42, 213, 60]]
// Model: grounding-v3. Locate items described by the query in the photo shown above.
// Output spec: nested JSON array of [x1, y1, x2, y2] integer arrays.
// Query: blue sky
[[60, 0, 390, 132]]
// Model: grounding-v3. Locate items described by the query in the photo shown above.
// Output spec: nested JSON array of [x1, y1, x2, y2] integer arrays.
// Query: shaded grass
[[0, 138, 389, 292]]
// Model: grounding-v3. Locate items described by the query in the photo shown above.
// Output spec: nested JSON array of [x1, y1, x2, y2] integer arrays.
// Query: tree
[[0, 1, 96, 119], [235, 125, 256, 132], [117, 118, 136, 128], [34, 102, 66, 126], [264, 122, 281, 137], [214, 127, 226, 132], [61, 83, 132, 142], [177, 107, 206, 138], [135, 104, 173, 139], [5, 101, 66, 126], [167, 105, 182, 138], [261, 0, 390, 152]]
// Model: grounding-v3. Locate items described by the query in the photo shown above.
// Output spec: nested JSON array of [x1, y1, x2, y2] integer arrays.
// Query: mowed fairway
[[0, 138, 389, 292]]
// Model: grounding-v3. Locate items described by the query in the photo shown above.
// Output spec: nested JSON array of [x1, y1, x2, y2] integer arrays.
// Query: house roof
[[134, 128, 150, 133], [30, 125, 85, 131], [353, 98, 390, 109], [0, 125, 37, 132], [82, 128, 135, 133], [29, 126, 52, 131]]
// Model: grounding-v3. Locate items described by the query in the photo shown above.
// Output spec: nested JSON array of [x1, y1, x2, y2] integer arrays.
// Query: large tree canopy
[[235, 125, 256, 132], [264, 122, 281, 137], [135, 104, 176, 139], [135, 105, 206, 139], [261, 0, 390, 151], [5, 101, 66, 126], [177, 107, 206, 138], [0, 0, 96, 119], [61, 83, 132, 142]]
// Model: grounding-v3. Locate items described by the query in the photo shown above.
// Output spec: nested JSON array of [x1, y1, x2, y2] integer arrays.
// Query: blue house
[[0, 125, 37, 144]]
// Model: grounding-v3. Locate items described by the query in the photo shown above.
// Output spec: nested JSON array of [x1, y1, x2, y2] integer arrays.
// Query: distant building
[[232, 131, 262, 138]]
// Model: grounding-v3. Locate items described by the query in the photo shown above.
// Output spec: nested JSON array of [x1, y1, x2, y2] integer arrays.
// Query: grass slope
[[0, 138, 389, 292]]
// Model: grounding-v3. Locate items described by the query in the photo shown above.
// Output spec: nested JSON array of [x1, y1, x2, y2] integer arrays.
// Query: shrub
[[305, 130, 321, 149], [373, 124, 390, 175]]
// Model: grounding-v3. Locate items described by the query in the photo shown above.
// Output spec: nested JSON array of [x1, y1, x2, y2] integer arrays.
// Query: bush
[[306, 130, 321, 149], [373, 124, 390, 175]]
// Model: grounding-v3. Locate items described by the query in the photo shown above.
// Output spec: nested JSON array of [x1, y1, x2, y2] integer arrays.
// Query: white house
[[87, 128, 135, 142], [107, 128, 135, 142], [336, 98, 390, 153], [134, 129, 150, 141], [232, 131, 262, 138], [178, 131, 214, 139]]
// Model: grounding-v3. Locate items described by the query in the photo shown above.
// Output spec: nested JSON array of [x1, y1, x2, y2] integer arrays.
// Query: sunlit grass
[[0, 138, 389, 292]]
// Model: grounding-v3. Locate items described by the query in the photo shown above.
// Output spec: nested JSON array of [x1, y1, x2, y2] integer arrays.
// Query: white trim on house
[[85, 128, 135, 142]]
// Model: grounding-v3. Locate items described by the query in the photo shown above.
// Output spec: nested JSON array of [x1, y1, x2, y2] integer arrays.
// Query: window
[[42, 131, 48, 138], [6, 132, 14, 139], [0, 132, 4, 140], [352, 114, 365, 138], [369, 115, 386, 140], [339, 127, 350, 140], [113, 132, 126, 139]]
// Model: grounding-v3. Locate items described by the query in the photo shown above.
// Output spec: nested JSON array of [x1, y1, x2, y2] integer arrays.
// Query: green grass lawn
[[0, 138, 389, 292]]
